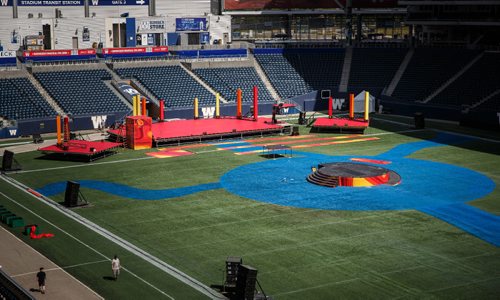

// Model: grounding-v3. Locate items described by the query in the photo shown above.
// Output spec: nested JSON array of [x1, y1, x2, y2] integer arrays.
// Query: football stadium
[[0, 0, 499, 299]]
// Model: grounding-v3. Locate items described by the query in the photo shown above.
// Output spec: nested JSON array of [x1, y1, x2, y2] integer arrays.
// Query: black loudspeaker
[[1, 150, 14, 171], [235, 265, 258, 300], [414, 112, 425, 129], [292, 126, 300, 136], [225, 257, 242, 286], [64, 181, 80, 207]]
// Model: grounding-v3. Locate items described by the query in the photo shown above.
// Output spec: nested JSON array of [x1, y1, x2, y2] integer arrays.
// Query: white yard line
[[10, 259, 109, 278]]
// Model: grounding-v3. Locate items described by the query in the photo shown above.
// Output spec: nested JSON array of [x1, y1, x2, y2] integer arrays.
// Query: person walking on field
[[111, 255, 121, 280], [36, 267, 46, 294]]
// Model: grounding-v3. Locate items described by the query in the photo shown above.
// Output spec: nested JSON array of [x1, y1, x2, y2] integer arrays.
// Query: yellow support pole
[[364, 91, 370, 121], [132, 95, 138, 116], [56, 115, 62, 145], [194, 97, 199, 119], [215, 93, 220, 119]]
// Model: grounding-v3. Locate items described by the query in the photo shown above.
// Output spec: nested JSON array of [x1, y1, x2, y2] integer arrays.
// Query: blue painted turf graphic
[[419, 203, 500, 247], [37, 180, 221, 200], [37, 133, 498, 246]]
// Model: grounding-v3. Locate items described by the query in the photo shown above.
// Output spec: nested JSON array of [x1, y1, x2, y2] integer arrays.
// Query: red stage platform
[[39, 140, 122, 161], [312, 118, 369, 133], [109, 117, 289, 145]]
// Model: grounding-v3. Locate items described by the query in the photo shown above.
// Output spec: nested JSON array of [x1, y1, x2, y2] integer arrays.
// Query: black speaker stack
[[1, 150, 21, 172], [414, 112, 425, 129], [225, 256, 242, 286], [235, 265, 258, 300], [64, 181, 87, 207]]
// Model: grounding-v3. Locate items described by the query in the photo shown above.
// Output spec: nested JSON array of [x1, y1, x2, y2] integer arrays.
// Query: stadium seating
[[431, 52, 500, 106], [0, 77, 57, 120], [34, 69, 128, 115], [348, 48, 408, 90], [254, 53, 311, 99], [115, 65, 213, 108], [193, 67, 274, 103], [255, 49, 345, 99], [393, 48, 481, 102]]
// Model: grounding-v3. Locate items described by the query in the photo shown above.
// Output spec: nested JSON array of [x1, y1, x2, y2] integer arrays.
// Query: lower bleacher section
[[393, 48, 481, 102], [255, 49, 345, 99], [0, 77, 56, 120], [34, 69, 128, 115], [192, 67, 274, 103], [115, 65, 213, 108], [430, 52, 500, 107]]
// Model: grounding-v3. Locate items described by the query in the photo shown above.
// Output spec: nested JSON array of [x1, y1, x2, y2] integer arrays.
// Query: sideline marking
[[0, 176, 226, 300], [15, 157, 154, 174], [0, 226, 104, 300], [11, 259, 109, 278]]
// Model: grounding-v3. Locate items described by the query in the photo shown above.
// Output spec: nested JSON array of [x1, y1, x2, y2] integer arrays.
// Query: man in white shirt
[[111, 255, 121, 280]]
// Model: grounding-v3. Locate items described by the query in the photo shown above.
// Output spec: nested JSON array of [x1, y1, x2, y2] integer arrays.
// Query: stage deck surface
[[313, 118, 369, 129], [110, 117, 287, 144], [39, 140, 122, 156]]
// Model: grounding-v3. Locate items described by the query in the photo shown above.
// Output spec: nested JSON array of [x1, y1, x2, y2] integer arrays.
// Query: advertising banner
[[101, 46, 168, 58], [176, 18, 207, 31], [0, 51, 17, 66]]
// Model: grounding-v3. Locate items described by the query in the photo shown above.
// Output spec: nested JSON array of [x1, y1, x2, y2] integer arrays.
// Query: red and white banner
[[102, 46, 168, 55], [23, 49, 96, 57]]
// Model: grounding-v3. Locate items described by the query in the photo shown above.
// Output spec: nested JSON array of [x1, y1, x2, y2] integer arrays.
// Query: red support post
[[141, 98, 147, 116], [253, 86, 258, 121], [63, 116, 70, 142], [159, 99, 165, 121], [328, 96, 333, 119], [236, 88, 242, 119]]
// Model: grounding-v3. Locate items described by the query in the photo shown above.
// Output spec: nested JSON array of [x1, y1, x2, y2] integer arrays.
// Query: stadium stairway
[[423, 51, 484, 103], [338, 46, 353, 93], [249, 51, 279, 101], [104, 80, 133, 110], [26, 71, 65, 116], [470, 88, 500, 110], [385, 48, 414, 96], [129, 78, 161, 106], [179, 62, 227, 102]]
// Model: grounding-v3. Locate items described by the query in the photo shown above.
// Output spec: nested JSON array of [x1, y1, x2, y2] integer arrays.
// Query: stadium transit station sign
[[1, 0, 148, 6]]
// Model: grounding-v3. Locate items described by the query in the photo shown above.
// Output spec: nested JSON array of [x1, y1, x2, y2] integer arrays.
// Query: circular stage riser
[[307, 162, 400, 188]]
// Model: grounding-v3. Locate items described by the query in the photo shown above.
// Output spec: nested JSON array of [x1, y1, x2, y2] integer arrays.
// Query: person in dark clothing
[[36, 267, 46, 294]]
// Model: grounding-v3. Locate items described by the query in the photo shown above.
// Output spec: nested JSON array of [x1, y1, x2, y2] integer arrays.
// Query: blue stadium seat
[[34, 69, 128, 115], [0, 78, 57, 120], [193, 67, 274, 103], [115, 65, 213, 108]]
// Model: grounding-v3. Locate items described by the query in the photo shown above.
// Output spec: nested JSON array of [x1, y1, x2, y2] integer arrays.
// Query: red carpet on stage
[[313, 118, 369, 129], [109, 117, 286, 144], [152, 117, 281, 141], [39, 140, 122, 156]]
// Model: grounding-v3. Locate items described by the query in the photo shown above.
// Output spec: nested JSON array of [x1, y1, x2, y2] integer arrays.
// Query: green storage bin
[[1, 213, 15, 223], [8, 217, 24, 228]]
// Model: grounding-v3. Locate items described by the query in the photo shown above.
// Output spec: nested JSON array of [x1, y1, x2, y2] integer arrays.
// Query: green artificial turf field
[[1, 117, 500, 299]]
